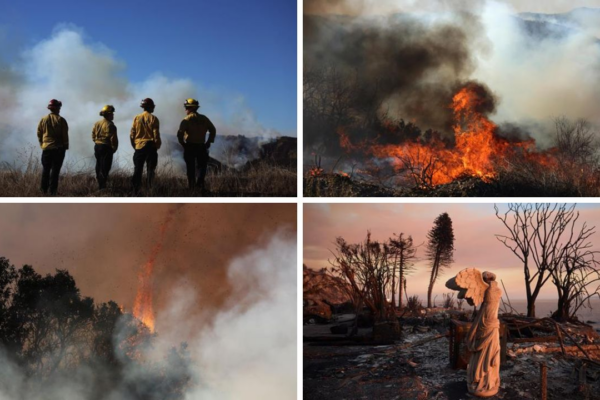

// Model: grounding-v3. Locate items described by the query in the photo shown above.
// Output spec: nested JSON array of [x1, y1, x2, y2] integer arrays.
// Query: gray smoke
[[0, 26, 282, 170], [305, 0, 600, 148]]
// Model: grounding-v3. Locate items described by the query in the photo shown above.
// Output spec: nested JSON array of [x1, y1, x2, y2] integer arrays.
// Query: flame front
[[132, 206, 182, 333], [345, 83, 557, 186]]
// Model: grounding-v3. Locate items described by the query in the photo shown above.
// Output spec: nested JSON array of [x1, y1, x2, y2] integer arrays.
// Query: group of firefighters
[[37, 97, 216, 195]]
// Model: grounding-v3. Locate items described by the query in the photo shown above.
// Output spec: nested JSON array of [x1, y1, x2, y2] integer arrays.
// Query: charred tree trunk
[[527, 300, 536, 319], [551, 294, 571, 322], [398, 270, 404, 309], [427, 251, 441, 308]]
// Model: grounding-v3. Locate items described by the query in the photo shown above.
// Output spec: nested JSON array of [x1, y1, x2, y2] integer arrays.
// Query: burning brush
[[339, 82, 558, 188]]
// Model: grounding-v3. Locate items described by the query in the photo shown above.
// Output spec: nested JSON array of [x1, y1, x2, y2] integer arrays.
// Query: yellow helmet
[[184, 98, 200, 108], [100, 105, 115, 116]]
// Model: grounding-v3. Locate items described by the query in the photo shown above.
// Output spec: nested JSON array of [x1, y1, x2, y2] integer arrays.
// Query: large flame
[[343, 83, 557, 186], [132, 206, 182, 332]]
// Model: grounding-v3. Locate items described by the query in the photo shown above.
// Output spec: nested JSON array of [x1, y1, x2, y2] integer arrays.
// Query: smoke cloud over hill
[[0, 26, 282, 169]]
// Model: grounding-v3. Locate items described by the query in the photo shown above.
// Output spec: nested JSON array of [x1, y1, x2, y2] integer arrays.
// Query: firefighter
[[92, 105, 119, 189], [177, 98, 216, 190], [130, 98, 161, 193], [37, 99, 69, 195]]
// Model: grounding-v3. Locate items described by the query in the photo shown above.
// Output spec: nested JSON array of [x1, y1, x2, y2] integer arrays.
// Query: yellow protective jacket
[[92, 118, 119, 152], [37, 113, 69, 150], [177, 112, 216, 145], [130, 111, 161, 150]]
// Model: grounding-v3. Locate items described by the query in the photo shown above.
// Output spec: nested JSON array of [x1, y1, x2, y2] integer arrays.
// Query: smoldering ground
[[304, 0, 600, 152], [0, 26, 284, 170], [0, 204, 297, 400]]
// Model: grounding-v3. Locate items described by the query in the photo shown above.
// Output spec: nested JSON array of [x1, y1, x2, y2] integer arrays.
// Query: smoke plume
[[305, 0, 600, 149], [0, 26, 282, 169]]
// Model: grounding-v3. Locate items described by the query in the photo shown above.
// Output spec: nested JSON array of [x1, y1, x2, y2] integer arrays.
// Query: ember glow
[[133, 206, 183, 332], [347, 83, 558, 186]]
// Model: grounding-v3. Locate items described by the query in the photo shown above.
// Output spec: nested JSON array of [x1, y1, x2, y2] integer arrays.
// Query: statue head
[[482, 271, 496, 283]]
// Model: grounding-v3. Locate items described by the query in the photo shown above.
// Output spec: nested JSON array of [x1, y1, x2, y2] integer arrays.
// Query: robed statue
[[446, 268, 502, 397]]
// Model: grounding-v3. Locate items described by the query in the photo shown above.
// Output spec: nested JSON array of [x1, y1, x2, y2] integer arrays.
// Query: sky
[[0, 0, 296, 136], [304, 203, 600, 301], [0, 203, 297, 336]]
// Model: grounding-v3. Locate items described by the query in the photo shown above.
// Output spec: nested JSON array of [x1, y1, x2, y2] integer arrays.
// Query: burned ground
[[304, 313, 600, 400]]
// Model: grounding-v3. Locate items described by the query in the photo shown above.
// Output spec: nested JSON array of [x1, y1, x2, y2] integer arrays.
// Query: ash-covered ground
[[304, 313, 600, 400]]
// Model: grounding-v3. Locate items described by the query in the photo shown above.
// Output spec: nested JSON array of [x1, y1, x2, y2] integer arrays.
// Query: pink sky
[[304, 203, 600, 301]]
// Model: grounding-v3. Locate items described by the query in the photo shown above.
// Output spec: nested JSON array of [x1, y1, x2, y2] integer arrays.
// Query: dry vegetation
[[0, 155, 296, 197]]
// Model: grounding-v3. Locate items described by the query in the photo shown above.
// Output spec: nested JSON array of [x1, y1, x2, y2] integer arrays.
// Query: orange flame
[[362, 84, 557, 186], [132, 206, 182, 332]]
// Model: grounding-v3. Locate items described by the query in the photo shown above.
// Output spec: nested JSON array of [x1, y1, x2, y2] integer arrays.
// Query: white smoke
[[0, 25, 282, 169], [471, 1, 600, 146], [0, 231, 297, 400]]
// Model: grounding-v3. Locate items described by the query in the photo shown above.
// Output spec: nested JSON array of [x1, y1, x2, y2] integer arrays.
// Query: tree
[[0, 257, 17, 350], [495, 203, 587, 318], [426, 213, 455, 308], [389, 234, 418, 309], [9, 266, 95, 375], [549, 219, 600, 321], [329, 232, 393, 321]]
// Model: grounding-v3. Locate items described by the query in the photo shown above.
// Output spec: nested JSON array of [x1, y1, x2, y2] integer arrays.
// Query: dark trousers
[[94, 144, 113, 189], [41, 148, 66, 195], [183, 143, 209, 188], [132, 142, 158, 192]]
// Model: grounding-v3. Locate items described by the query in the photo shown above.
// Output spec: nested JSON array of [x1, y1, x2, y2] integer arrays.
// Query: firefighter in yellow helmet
[[92, 105, 119, 189], [177, 98, 216, 190], [37, 99, 69, 195], [130, 98, 161, 193]]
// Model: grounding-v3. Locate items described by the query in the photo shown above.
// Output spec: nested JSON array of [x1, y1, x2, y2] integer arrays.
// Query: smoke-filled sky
[[0, 0, 296, 167], [305, 0, 600, 15], [304, 203, 600, 301], [0, 203, 296, 336], [0, 203, 297, 400], [304, 0, 600, 148]]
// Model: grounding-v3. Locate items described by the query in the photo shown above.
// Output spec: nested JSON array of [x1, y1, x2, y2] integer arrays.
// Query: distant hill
[[516, 7, 600, 41], [210, 135, 296, 170]]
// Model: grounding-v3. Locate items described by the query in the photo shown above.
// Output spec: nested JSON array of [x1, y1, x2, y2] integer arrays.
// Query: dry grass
[[0, 155, 296, 197]]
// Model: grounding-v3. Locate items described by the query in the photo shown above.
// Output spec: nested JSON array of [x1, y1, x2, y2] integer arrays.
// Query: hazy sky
[[304, 203, 600, 301], [0, 203, 296, 334], [304, 0, 600, 15], [0, 0, 296, 135]]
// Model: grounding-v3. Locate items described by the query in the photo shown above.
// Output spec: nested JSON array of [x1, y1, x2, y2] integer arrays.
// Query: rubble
[[304, 311, 600, 399], [303, 266, 351, 321]]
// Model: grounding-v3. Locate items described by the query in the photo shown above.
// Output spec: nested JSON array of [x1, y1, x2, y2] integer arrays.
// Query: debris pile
[[304, 309, 600, 399]]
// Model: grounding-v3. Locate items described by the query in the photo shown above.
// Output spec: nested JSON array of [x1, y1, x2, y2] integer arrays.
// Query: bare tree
[[495, 203, 582, 318], [554, 117, 600, 166], [550, 222, 600, 321], [329, 232, 393, 321], [389, 233, 418, 309], [426, 213, 455, 308]]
